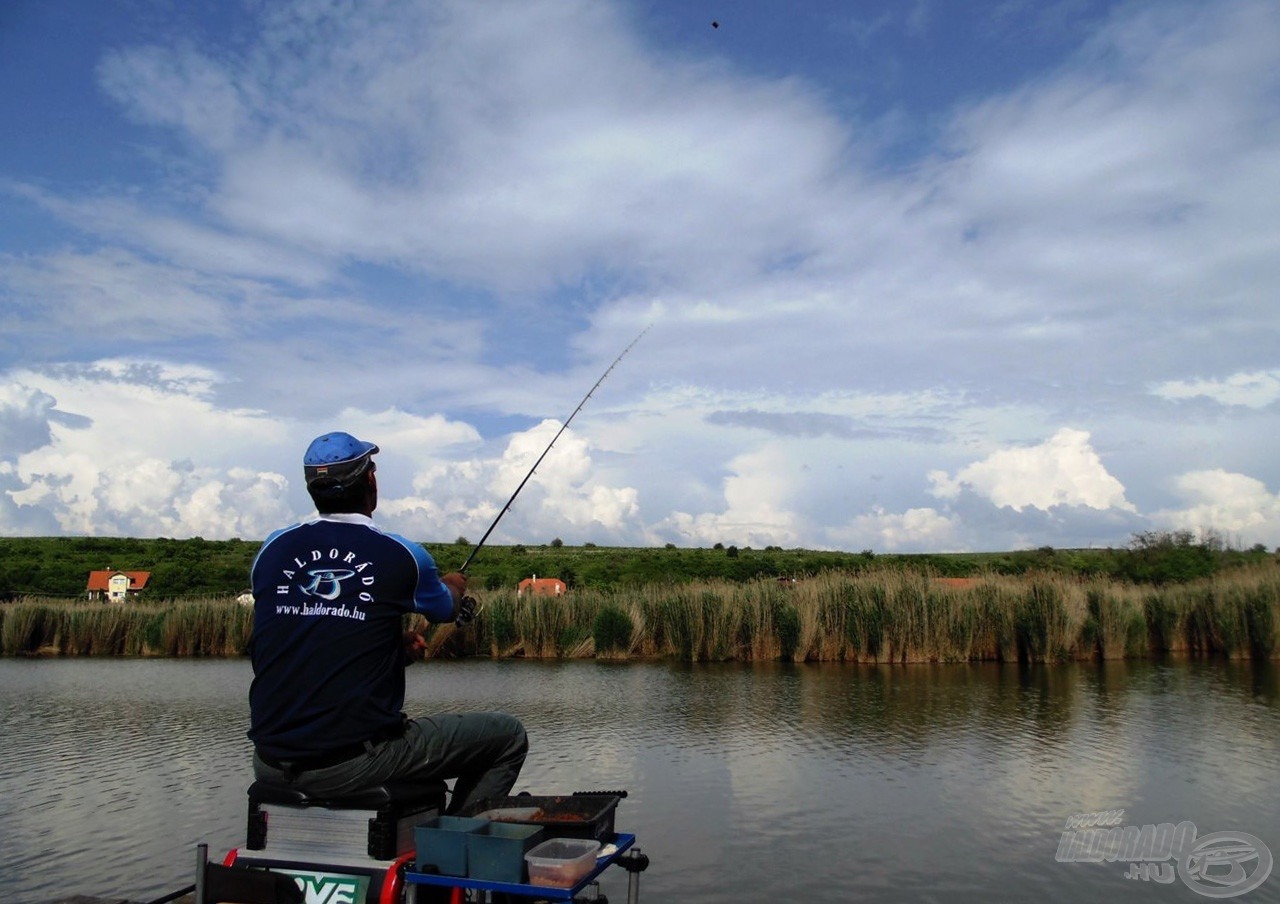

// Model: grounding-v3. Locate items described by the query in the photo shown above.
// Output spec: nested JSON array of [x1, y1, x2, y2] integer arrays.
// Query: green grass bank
[[4, 530, 1274, 600], [4, 564, 1278, 663]]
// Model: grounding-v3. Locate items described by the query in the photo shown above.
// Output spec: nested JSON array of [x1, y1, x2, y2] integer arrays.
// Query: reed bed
[[0, 596, 253, 657], [3, 563, 1278, 661]]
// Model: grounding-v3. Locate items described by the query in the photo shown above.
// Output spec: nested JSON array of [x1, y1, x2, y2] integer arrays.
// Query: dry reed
[[4, 564, 1277, 662]]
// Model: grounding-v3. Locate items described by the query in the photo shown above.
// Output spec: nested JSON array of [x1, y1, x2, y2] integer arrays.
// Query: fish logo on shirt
[[298, 568, 357, 600]]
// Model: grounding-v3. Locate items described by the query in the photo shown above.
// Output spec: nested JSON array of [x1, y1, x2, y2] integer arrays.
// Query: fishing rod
[[459, 326, 649, 575]]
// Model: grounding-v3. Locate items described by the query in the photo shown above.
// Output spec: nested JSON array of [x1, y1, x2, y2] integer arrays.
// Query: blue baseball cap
[[303, 431, 379, 495]]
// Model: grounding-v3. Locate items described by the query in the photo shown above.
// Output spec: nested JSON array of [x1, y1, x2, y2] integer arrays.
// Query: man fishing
[[247, 431, 527, 814]]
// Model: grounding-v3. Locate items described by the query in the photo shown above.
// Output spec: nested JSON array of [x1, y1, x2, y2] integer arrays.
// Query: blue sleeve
[[390, 533, 455, 622]]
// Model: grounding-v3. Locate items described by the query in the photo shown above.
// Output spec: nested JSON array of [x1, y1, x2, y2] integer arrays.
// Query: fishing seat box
[[464, 794, 621, 843], [246, 780, 447, 861]]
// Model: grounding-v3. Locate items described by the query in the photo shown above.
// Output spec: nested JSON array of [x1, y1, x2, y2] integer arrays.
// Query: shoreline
[[5, 564, 1278, 663]]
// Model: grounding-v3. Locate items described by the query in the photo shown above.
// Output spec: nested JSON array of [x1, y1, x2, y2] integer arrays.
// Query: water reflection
[[1, 658, 1277, 904]]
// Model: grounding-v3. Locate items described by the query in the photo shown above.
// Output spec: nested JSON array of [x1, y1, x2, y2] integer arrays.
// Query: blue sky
[[2, 0, 1278, 552]]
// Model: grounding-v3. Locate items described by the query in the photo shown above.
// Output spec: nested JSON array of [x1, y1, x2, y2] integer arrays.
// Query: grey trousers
[[253, 712, 528, 815]]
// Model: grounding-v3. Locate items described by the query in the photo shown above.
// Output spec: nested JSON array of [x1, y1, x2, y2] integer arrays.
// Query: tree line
[[0, 529, 1274, 601]]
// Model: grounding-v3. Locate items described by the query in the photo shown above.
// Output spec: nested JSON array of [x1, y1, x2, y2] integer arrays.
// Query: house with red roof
[[86, 570, 151, 602], [517, 575, 566, 597]]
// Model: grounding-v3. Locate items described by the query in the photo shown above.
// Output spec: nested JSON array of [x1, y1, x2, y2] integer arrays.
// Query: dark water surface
[[1, 658, 1277, 903]]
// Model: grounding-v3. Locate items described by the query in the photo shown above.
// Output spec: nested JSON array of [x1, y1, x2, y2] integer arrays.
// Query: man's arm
[[441, 571, 467, 618], [388, 534, 456, 622]]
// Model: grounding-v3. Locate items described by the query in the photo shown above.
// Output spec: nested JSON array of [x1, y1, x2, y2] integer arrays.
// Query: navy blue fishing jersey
[[247, 513, 455, 760]]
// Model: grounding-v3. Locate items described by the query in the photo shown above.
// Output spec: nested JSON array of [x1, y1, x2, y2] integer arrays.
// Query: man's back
[[248, 514, 447, 760], [248, 431, 525, 814]]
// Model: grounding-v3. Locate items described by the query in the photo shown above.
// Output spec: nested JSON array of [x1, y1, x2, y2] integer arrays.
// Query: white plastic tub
[[524, 837, 601, 887]]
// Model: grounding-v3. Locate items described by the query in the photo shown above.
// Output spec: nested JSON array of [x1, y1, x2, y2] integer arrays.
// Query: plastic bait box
[[524, 837, 601, 888], [465, 794, 620, 842]]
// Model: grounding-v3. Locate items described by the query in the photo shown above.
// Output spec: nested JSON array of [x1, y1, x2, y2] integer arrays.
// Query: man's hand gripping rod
[[459, 326, 649, 578]]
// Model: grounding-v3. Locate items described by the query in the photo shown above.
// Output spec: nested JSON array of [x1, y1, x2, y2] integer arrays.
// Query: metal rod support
[[194, 843, 208, 904], [627, 847, 642, 904]]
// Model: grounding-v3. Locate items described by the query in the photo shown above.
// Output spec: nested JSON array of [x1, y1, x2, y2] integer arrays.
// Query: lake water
[[1, 658, 1277, 904]]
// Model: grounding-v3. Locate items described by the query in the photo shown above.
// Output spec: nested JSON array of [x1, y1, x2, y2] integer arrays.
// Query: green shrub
[[484, 598, 519, 652], [593, 604, 633, 654], [774, 601, 800, 661]]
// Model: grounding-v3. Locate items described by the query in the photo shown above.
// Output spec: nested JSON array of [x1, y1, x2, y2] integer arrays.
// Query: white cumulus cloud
[[928, 428, 1134, 513], [833, 506, 962, 553], [1151, 370, 1280, 408], [661, 446, 803, 548], [1154, 469, 1280, 546], [2, 361, 295, 537], [379, 419, 641, 544]]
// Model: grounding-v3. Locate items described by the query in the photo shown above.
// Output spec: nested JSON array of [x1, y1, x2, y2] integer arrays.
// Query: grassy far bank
[[1, 530, 1275, 599], [4, 563, 1278, 663]]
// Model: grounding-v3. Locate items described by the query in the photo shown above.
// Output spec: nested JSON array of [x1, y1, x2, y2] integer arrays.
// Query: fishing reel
[[455, 595, 479, 626]]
